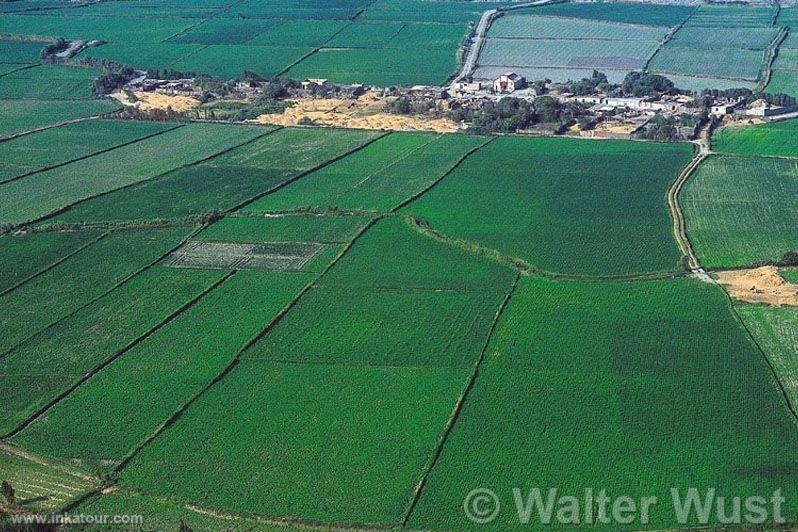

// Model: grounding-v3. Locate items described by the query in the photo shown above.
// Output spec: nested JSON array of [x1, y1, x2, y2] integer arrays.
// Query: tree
[[2, 480, 14, 507], [388, 96, 411, 115], [621, 71, 675, 97]]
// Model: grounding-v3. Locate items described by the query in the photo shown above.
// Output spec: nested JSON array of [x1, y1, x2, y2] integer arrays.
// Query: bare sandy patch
[[716, 266, 798, 307], [110, 91, 199, 112], [251, 92, 457, 133]]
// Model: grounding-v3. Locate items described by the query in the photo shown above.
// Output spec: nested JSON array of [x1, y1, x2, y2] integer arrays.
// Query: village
[[114, 67, 798, 140]]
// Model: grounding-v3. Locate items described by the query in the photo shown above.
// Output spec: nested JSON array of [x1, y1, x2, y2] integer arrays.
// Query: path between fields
[[668, 125, 712, 281], [449, 0, 563, 88]]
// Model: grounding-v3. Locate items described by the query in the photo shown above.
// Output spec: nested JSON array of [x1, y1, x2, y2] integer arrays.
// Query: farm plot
[[0, 65, 102, 99], [403, 136, 693, 277], [0, 123, 267, 226], [164, 241, 324, 271], [766, 68, 798, 97], [79, 42, 206, 71], [713, 119, 798, 158], [118, 360, 469, 525], [0, 445, 94, 512], [647, 47, 766, 81], [688, 5, 777, 28], [0, 265, 224, 436], [0, 39, 48, 64], [0, 99, 118, 138], [771, 48, 798, 71], [245, 19, 348, 47], [488, 15, 668, 41], [477, 38, 660, 72], [737, 305, 798, 411], [46, 126, 377, 225], [681, 155, 798, 269], [360, 0, 512, 24], [0, 119, 173, 185], [70, 490, 281, 532], [170, 17, 281, 45], [171, 45, 314, 80], [321, 217, 516, 292], [14, 270, 313, 466], [520, 1, 695, 27], [655, 73, 757, 92], [0, 230, 102, 293], [668, 26, 780, 50], [0, 226, 192, 356], [286, 43, 460, 87], [0, 14, 194, 43], [247, 133, 486, 213], [243, 285, 504, 368], [198, 214, 371, 245], [408, 277, 798, 530], [326, 21, 406, 48]]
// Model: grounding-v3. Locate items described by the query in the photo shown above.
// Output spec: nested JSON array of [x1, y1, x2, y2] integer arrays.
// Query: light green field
[[682, 155, 798, 268], [0, 99, 119, 138], [713, 120, 798, 158]]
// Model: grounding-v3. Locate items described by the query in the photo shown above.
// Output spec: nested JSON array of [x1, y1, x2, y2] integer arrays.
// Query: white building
[[493, 72, 526, 93]]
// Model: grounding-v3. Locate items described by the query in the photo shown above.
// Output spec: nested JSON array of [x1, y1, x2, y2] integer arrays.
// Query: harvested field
[[716, 266, 798, 307], [165, 241, 324, 271], [111, 91, 200, 113]]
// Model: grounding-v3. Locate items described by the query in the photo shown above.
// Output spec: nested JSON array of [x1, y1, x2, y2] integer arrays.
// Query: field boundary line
[[0, 63, 39, 80], [272, 19, 356, 79], [642, 7, 693, 72], [0, 224, 205, 362], [721, 290, 798, 426], [0, 122, 185, 187], [391, 136, 494, 213], [756, 26, 789, 93], [20, 126, 280, 230], [0, 110, 118, 144], [0, 231, 108, 299], [113, 216, 383, 474], [400, 271, 520, 528], [228, 130, 391, 213], [4, 270, 236, 440]]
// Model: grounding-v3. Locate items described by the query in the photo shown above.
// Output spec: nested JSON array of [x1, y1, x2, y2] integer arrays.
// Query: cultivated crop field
[[681, 155, 798, 269], [2, 2, 798, 530]]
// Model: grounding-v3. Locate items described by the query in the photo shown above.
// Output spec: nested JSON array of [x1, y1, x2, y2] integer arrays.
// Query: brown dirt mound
[[716, 266, 798, 307]]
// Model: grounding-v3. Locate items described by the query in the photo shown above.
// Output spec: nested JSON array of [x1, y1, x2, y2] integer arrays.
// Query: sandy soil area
[[717, 266, 798, 306], [111, 91, 200, 112], [252, 92, 458, 133]]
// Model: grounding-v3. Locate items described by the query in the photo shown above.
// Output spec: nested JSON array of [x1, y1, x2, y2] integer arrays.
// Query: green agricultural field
[[713, 120, 798, 157], [0, 39, 49, 64], [119, 360, 470, 524], [668, 26, 780, 50], [247, 133, 486, 213], [80, 42, 206, 72], [772, 48, 798, 71], [682, 155, 798, 268], [737, 304, 798, 411], [45, 127, 377, 225], [403, 136, 693, 277], [171, 45, 314, 80], [0, 119, 173, 185], [245, 19, 348, 47], [0, 99, 118, 138], [360, 0, 511, 24], [70, 490, 287, 532], [198, 214, 371, 244], [489, 15, 668, 41], [0, 230, 102, 293], [0, 265, 224, 436], [0, 65, 102, 99], [13, 270, 312, 465], [0, 445, 94, 513], [0, 123, 267, 226], [653, 73, 757, 92], [648, 47, 766, 81], [478, 38, 660, 71], [0, 227, 192, 356], [688, 4, 777, 27], [521, 1, 695, 27], [408, 276, 798, 530], [783, 268, 798, 283], [767, 69, 798, 97]]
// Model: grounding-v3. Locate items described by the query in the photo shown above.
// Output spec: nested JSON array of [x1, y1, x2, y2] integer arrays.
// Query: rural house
[[493, 72, 526, 93]]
